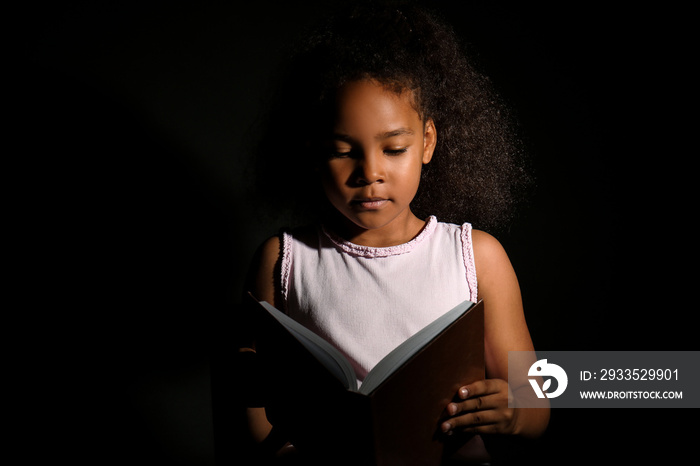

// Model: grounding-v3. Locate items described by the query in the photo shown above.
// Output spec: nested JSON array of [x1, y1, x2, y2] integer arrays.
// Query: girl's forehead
[[331, 79, 423, 125]]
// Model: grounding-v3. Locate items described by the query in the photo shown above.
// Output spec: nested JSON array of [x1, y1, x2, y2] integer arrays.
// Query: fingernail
[[442, 422, 452, 433], [445, 403, 453, 415], [460, 388, 469, 398]]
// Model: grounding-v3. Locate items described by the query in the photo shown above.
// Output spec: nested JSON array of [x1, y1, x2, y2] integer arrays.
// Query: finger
[[452, 422, 503, 436], [441, 408, 499, 433], [457, 379, 503, 400], [448, 389, 510, 416], [447, 395, 485, 416]]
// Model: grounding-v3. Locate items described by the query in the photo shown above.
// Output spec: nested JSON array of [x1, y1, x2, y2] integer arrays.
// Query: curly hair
[[252, 1, 531, 232]]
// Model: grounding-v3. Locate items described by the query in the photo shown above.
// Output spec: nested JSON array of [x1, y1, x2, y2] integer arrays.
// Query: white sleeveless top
[[280, 216, 478, 382]]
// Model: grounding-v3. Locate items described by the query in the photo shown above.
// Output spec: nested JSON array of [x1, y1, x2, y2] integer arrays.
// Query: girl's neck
[[324, 209, 427, 248]]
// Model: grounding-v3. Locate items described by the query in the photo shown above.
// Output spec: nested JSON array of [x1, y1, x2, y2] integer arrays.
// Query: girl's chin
[[346, 210, 402, 230]]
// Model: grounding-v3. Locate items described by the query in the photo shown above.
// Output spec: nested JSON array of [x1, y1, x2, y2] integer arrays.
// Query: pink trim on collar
[[321, 216, 438, 258]]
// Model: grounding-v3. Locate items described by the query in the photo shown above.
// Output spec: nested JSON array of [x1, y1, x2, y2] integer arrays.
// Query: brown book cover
[[252, 295, 485, 465]]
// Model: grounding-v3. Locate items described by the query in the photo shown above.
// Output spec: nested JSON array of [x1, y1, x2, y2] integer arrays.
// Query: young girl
[[238, 2, 549, 463]]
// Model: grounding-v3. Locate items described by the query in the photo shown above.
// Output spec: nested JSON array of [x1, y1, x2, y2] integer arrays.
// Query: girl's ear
[[422, 119, 437, 164]]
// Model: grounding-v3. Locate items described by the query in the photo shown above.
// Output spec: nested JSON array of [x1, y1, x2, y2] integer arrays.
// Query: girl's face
[[319, 79, 436, 242]]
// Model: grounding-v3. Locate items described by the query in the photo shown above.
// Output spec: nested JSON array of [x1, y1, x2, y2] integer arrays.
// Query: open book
[[252, 294, 485, 465]]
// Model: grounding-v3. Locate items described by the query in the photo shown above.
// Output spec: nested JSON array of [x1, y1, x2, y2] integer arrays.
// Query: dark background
[[16, 1, 695, 464]]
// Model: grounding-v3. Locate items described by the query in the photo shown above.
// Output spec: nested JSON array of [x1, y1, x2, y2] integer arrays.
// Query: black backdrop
[[17, 1, 695, 464]]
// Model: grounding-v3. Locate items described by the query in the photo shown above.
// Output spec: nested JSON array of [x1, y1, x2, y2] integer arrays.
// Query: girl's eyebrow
[[331, 128, 415, 142], [377, 128, 414, 140]]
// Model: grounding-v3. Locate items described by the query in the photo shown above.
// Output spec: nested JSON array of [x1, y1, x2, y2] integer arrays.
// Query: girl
[[238, 2, 549, 463]]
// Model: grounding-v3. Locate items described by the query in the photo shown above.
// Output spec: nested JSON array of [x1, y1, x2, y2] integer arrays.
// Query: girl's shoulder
[[257, 234, 282, 264], [247, 235, 281, 305], [470, 228, 518, 299], [436, 221, 503, 255], [471, 229, 506, 257], [249, 225, 319, 304], [256, 224, 318, 259]]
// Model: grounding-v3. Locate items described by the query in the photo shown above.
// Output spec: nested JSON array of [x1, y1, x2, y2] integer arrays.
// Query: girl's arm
[[238, 236, 293, 456], [441, 230, 550, 438]]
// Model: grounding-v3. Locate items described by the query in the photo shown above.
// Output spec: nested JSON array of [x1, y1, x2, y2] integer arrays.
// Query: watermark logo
[[528, 359, 568, 398], [510, 351, 698, 407]]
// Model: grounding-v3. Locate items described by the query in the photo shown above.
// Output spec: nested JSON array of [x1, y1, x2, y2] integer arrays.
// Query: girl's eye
[[327, 147, 408, 158], [384, 147, 408, 155]]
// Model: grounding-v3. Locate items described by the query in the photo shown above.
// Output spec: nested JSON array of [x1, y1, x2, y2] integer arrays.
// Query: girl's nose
[[355, 152, 385, 185]]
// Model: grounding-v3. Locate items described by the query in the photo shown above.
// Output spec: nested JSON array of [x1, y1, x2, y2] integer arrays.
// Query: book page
[[259, 301, 358, 391]]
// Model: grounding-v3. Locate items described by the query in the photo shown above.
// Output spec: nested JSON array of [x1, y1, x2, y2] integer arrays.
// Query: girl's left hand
[[440, 378, 518, 436]]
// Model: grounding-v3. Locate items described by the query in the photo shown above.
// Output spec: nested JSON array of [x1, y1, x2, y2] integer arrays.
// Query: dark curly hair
[[252, 1, 531, 232]]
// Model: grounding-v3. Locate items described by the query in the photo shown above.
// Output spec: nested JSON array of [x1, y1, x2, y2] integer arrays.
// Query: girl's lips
[[351, 198, 389, 210]]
